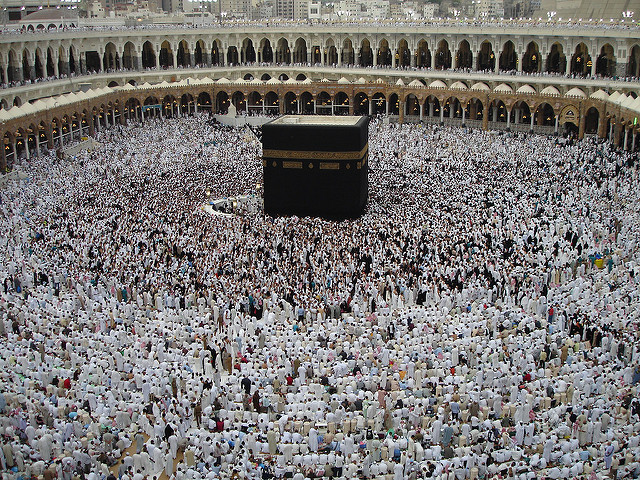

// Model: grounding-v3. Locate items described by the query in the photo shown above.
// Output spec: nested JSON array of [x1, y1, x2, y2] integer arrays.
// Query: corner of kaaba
[[262, 115, 369, 218]]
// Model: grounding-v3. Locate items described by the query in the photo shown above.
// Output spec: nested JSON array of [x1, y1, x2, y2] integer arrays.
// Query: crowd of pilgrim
[[0, 114, 640, 480]]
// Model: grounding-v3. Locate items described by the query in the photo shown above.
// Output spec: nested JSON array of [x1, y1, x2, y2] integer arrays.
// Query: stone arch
[[276, 38, 290, 64], [142, 41, 156, 69], [388, 93, 400, 115], [300, 91, 314, 114], [108, 81, 119, 87], [424, 95, 440, 119], [596, 43, 616, 77], [522, 41, 540, 73], [46, 46, 55, 77], [295, 73, 307, 81], [477, 41, 495, 71], [176, 40, 191, 67], [38, 121, 48, 146], [212, 39, 223, 65], [534, 102, 555, 126], [22, 48, 32, 81], [499, 40, 517, 72], [405, 93, 420, 116], [7, 49, 18, 83], [416, 39, 431, 68], [68, 46, 77, 74], [103, 42, 119, 70], [354, 92, 369, 115], [265, 91, 279, 114], [227, 46, 239, 65], [377, 39, 392, 67], [311, 44, 321, 64], [359, 38, 373, 67], [159, 41, 174, 68], [443, 96, 463, 119], [244, 73, 254, 81], [4, 131, 15, 165], [241, 38, 256, 64], [435, 39, 451, 70], [342, 38, 355, 65], [284, 91, 297, 114], [34, 47, 45, 79], [247, 91, 262, 113], [194, 39, 206, 66], [570, 43, 591, 77], [13, 96, 22, 107], [197, 92, 212, 111], [455, 40, 472, 69], [510, 100, 531, 126], [125, 97, 141, 122], [231, 91, 245, 112], [627, 44, 640, 77], [180, 93, 195, 114], [466, 98, 484, 120], [317, 91, 331, 115], [216, 91, 229, 114], [334, 91, 349, 115], [260, 73, 271, 81], [372, 92, 386, 115], [397, 39, 410, 67], [162, 95, 178, 117], [123, 41, 136, 70], [546, 42, 566, 73], [259, 38, 273, 63], [585, 106, 600, 134], [293, 37, 307, 64], [278, 73, 289, 81], [325, 38, 338, 65], [489, 99, 507, 122]]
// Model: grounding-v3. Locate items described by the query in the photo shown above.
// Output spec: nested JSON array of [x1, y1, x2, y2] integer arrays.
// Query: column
[[35, 133, 40, 157], [12, 140, 16, 161], [632, 131, 637, 151], [623, 127, 629, 150], [494, 58, 499, 74], [369, 100, 373, 116], [262, 99, 265, 115], [429, 102, 434, 117], [112, 109, 116, 126], [392, 51, 396, 68], [398, 101, 404, 124], [313, 101, 317, 114], [555, 116, 559, 135], [331, 98, 335, 116], [590, 59, 596, 76], [411, 49, 416, 67], [98, 49, 105, 72], [530, 113, 534, 132], [482, 111, 489, 130], [492, 107, 498, 124], [609, 121, 614, 142], [565, 57, 571, 75], [298, 98, 301, 114], [373, 49, 378, 66], [506, 109, 511, 130], [578, 112, 586, 140], [321, 48, 325, 65], [2, 61, 8, 84], [385, 100, 389, 116], [439, 106, 444, 124], [461, 107, 466, 126], [338, 49, 342, 66], [431, 50, 436, 69], [419, 103, 424, 122], [24, 137, 30, 160], [517, 52, 523, 72]]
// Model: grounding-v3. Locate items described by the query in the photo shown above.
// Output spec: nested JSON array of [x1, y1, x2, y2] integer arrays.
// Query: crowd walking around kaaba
[[1, 113, 640, 480]]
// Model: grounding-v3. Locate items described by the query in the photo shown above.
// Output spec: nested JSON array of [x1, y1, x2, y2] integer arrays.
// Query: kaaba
[[262, 115, 369, 218]]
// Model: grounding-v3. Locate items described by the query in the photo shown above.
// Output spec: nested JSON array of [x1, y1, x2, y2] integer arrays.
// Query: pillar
[[517, 52, 523, 72], [590, 59, 596, 77], [431, 50, 436, 69], [262, 99, 265, 115], [494, 59, 499, 74], [492, 107, 498, 124], [483, 111, 489, 130], [398, 101, 404, 124], [321, 48, 325, 65], [331, 98, 335, 116], [338, 49, 342, 66], [419, 103, 424, 122], [2, 62, 8, 84], [298, 98, 301, 114], [47, 125, 54, 149], [369, 99, 373, 116], [392, 51, 396, 69], [385, 100, 389, 116], [632, 130, 637, 151], [24, 136, 30, 160], [349, 103, 354, 116], [578, 112, 586, 140], [565, 57, 571, 75], [373, 49, 378, 66], [313, 101, 317, 114], [555, 116, 559, 135], [506, 109, 511, 130], [35, 132, 40, 157], [0, 143, 5, 171], [530, 112, 534, 132], [440, 106, 444, 124], [461, 107, 466, 126], [429, 102, 434, 117], [623, 127, 629, 150]]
